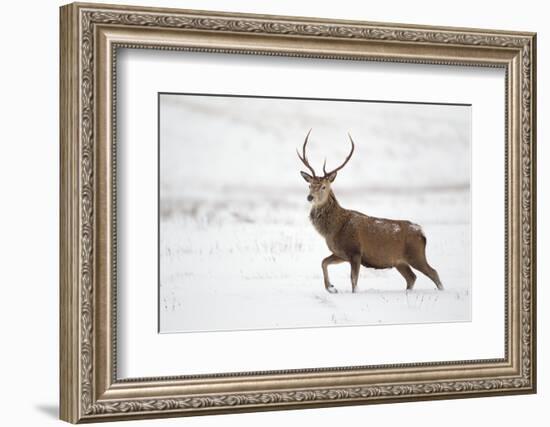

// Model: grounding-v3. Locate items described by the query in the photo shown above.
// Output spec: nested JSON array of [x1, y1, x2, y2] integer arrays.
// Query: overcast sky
[[160, 94, 470, 200]]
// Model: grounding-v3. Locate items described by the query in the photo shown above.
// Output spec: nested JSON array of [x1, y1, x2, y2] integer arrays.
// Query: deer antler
[[296, 128, 317, 177], [323, 133, 355, 177]]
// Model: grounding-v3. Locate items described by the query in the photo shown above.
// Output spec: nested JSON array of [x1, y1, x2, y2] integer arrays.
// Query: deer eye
[[321, 185, 326, 190]]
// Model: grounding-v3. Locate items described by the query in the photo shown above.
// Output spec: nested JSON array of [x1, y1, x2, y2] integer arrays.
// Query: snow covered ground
[[159, 94, 471, 333]]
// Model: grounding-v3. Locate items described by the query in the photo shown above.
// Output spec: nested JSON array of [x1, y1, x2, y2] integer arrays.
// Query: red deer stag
[[297, 129, 443, 294]]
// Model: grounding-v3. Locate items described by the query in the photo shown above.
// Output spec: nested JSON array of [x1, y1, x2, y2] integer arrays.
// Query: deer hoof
[[326, 285, 338, 294]]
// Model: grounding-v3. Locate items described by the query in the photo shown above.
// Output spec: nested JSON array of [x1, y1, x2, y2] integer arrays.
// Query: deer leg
[[424, 266, 444, 291], [410, 261, 444, 291], [350, 254, 362, 293], [408, 242, 444, 291], [321, 254, 344, 294], [396, 264, 417, 290]]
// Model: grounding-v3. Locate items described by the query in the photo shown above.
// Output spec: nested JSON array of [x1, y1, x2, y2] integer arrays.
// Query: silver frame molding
[[60, 2, 536, 423]]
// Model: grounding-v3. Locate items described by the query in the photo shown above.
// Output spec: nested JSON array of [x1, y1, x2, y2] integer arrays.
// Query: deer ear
[[327, 171, 337, 182], [300, 171, 313, 183]]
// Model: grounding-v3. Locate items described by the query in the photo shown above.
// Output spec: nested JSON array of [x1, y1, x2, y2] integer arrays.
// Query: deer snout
[[307, 195, 314, 202]]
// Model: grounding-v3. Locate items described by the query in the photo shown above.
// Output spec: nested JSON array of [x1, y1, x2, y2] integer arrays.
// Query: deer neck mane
[[309, 191, 346, 237]]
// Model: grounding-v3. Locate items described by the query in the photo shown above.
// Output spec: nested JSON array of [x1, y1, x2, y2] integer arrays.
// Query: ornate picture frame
[[60, 2, 536, 423]]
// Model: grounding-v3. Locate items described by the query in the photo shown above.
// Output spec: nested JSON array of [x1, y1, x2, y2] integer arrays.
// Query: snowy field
[[159, 94, 471, 333]]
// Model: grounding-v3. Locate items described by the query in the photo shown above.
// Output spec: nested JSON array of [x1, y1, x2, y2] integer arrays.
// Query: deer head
[[297, 129, 355, 206]]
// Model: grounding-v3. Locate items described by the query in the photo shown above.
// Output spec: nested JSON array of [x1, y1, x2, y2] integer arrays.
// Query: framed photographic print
[[60, 2, 537, 423]]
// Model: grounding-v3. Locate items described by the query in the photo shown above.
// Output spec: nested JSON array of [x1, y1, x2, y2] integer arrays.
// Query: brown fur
[[303, 178, 443, 293], [298, 132, 443, 294]]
